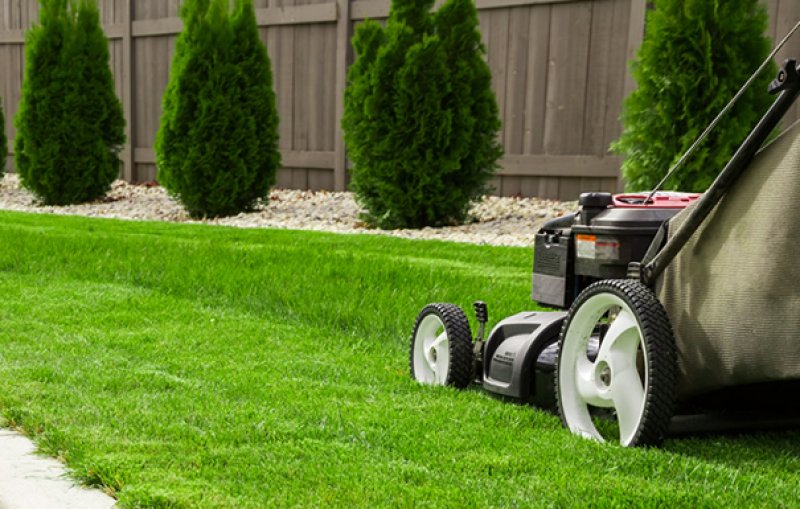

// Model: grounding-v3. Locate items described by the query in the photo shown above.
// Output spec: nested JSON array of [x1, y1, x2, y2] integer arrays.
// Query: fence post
[[618, 0, 646, 192], [623, 0, 646, 100], [121, 0, 134, 182], [333, 0, 351, 192]]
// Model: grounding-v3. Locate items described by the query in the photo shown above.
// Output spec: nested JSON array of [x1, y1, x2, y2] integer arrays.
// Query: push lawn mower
[[410, 35, 800, 447]]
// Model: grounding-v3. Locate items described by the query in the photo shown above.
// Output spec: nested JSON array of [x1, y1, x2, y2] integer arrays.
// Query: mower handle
[[641, 59, 800, 286]]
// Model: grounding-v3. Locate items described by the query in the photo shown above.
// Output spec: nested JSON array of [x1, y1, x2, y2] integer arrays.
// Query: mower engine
[[480, 191, 699, 405], [532, 191, 699, 309]]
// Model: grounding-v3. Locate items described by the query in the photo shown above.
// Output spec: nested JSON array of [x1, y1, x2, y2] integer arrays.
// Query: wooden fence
[[1, 0, 799, 199]]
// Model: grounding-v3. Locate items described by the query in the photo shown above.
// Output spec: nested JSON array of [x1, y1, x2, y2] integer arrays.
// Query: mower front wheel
[[410, 303, 474, 389], [555, 280, 677, 447]]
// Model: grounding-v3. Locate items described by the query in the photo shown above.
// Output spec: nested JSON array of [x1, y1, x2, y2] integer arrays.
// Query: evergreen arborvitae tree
[[156, 0, 280, 218], [1, 100, 6, 180], [15, 0, 125, 205], [611, 0, 775, 192], [343, 0, 502, 229]]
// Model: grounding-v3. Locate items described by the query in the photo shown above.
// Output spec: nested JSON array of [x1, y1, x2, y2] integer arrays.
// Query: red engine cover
[[612, 192, 701, 209]]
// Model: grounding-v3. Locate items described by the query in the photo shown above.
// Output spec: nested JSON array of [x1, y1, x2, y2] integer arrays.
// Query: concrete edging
[[0, 430, 116, 509]]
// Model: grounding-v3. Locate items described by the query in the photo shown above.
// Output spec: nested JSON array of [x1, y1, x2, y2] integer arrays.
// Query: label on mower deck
[[576, 234, 620, 260], [576, 234, 596, 259]]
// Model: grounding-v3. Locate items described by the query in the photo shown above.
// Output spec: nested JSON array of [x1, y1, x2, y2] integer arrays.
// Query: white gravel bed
[[0, 174, 576, 247]]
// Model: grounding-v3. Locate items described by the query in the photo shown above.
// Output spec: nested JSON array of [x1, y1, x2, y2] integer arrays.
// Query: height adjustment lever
[[473, 301, 488, 342]]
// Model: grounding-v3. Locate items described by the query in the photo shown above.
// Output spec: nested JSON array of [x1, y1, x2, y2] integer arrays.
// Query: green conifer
[[611, 0, 775, 192], [343, 0, 501, 229], [156, 0, 280, 218], [14, 0, 125, 205]]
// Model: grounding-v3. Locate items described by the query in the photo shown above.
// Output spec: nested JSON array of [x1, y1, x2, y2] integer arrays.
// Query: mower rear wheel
[[555, 280, 677, 447], [410, 303, 473, 389]]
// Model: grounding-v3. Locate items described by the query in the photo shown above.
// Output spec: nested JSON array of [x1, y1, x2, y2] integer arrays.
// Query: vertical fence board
[[603, 0, 630, 152], [121, 0, 133, 181], [9, 0, 16, 29], [503, 7, 529, 155], [523, 4, 550, 154], [519, 177, 538, 198], [2, 44, 10, 173], [765, 0, 779, 39], [308, 23, 333, 191], [558, 177, 582, 200], [276, 23, 295, 185], [488, 8, 510, 145], [9, 42, 20, 141], [543, 0, 591, 157], [539, 176, 560, 200], [333, 0, 350, 191], [1, 0, 796, 197], [292, 16, 311, 190], [502, 176, 522, 196], [582, 0, 614, 156], [133, 1, 152, 181]]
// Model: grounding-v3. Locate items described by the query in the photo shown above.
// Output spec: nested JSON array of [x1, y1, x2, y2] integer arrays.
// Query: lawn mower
[[410, 30, 800, 446]]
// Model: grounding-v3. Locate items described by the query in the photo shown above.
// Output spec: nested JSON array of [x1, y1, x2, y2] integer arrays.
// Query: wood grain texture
[[602, 0, 629, 150], [334, 0, 351, 190], [622, 0, 644, 99], [3, 1, 793, 194], [487, 8, 510, 145], [120, 0, 133, 180], [543, 1, 592, 155], [523, 4, 550, 154], [582, 0, 630, 155], [290, 0, 309, 189], [504, 7, 530, 155]]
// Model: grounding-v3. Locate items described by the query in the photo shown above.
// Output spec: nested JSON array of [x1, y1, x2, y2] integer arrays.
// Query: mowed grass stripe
[[0, 211, 797, 508], [0, 211, 531, 344]]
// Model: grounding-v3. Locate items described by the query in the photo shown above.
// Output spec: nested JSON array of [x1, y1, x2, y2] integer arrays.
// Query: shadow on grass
[[665, 427, 800, 472]]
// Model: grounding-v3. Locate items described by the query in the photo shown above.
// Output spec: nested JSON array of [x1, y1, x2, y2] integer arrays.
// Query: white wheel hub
[[559, 293, 648, 445], [412, 314, 451, 385]]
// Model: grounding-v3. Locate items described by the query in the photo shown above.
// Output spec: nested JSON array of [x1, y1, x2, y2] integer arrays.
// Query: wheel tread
[[409, 303, 474, 389], [555, 279, 677, 447]]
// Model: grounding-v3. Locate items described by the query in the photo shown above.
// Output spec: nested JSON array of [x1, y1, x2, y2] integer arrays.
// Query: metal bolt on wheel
[[410, 303, 474, 389], [556, 280, 677, 447]]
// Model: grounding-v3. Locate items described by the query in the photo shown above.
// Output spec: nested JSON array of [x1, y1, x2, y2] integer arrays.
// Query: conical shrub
[[156, 0, 280, 219], [343, 0, 502, 229], [14, 0, 125, 205], [611, 0, 775, 192]]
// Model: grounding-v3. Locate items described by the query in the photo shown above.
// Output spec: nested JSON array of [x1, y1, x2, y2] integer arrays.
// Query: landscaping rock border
[[0, 174, 577, 247]]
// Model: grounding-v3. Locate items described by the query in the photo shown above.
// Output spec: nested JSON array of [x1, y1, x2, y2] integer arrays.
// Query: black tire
[[555, 279, 677, 447], [409, 303, 474, 389]]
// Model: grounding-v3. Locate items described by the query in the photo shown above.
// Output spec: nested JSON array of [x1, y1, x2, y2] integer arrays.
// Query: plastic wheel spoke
[[431, 332, 447, 351], [434, 350, 449, 383], [596, 309, 638, 363], [419, 332, 437, 371], [611, 367, 645, 443], [576, 356, 611, 407]]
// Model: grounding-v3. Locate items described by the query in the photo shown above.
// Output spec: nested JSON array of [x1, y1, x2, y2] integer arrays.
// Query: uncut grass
[[0, 211, 797, 508]]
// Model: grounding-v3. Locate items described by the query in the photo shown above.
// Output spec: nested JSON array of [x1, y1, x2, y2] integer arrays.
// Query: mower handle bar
[[641, 59, 800, 287], [644, 19, 800, 205]]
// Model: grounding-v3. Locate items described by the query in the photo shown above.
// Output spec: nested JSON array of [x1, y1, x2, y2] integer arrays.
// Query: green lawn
[[0, 211, 797, 508]]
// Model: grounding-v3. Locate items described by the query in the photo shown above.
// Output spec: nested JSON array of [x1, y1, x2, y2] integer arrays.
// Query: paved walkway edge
[[0, 429, 116, 509]]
